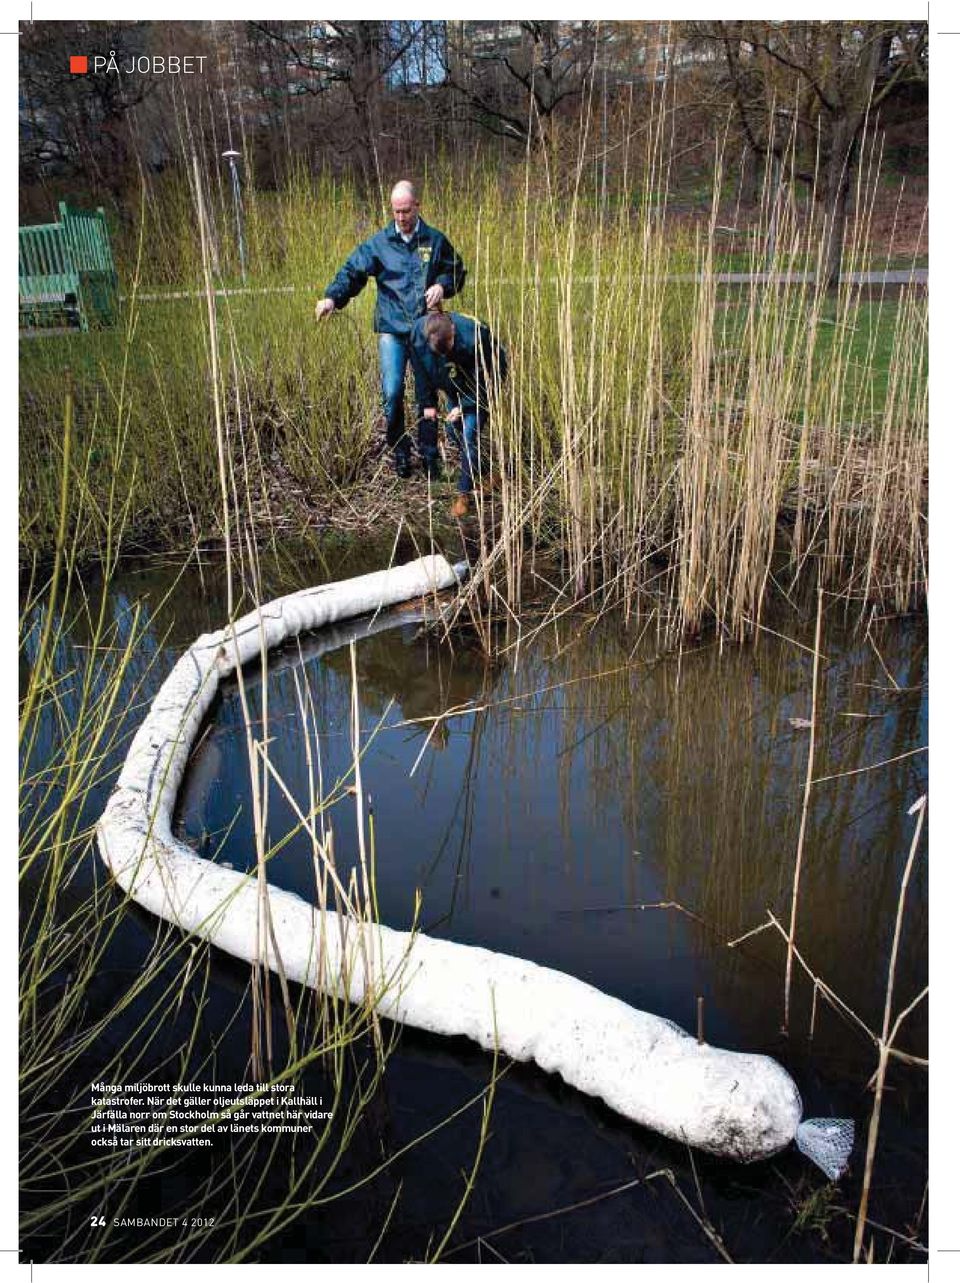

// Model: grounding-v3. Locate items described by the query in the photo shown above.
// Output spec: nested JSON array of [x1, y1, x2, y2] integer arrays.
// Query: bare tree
[[19, 21, 160, 211], [438, 21, 600, 148], [246, 21, 431, 193], [688, 20, 927, 283]]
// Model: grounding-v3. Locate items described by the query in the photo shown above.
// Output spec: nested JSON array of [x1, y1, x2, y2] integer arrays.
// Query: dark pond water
[[20, 535, 928, 1265]]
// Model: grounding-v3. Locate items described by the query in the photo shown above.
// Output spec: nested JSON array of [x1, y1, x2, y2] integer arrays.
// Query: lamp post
[[222, 149, 247, 283]]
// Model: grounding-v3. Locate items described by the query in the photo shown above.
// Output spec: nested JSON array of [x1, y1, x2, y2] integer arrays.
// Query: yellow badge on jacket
[[418, 246, 432, 263]]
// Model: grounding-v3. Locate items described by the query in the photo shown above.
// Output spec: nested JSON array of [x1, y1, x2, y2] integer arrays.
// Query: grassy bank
[[20, 127, 927, 640]]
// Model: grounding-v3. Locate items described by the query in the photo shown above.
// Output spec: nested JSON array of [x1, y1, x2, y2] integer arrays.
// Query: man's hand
[[424, 284, 444, 311], [445, 406, 462, 424], [315, 298, 336, 322]]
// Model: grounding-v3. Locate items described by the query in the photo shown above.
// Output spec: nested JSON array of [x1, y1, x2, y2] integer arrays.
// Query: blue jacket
[[409, 312, 508, 415], [323, 219, 467, 336]]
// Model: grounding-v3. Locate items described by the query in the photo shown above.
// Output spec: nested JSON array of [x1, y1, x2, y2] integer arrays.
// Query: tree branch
[[744, 24, 837, 114]]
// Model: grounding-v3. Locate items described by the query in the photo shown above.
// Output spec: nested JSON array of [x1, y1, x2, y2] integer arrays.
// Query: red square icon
[[70, 55, 88, 74]]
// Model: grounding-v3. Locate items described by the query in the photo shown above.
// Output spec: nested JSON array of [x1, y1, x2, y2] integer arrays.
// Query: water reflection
[[172, 581, 926, 1084]]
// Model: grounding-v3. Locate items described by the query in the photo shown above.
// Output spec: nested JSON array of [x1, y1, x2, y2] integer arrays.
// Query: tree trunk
[[744, 144, 763, 208], [819, 25, 884, 287], [820, 115, 857, 288], [355, 23, 385, 200]]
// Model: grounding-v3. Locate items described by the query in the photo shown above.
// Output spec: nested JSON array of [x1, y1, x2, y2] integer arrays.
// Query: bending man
[[315, 180, 466, 480], [410, 310, 508, 518]]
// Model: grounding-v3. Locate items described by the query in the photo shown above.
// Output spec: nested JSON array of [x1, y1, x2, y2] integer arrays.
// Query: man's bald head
[[390, 181, 420, 236], [391, 180, 418, 204]]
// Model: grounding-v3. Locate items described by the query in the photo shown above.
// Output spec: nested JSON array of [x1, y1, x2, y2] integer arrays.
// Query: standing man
[[315, 181, 467, 480], [409, 310, 508, 518]]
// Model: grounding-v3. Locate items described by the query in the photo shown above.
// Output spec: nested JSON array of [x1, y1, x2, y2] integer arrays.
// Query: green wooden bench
[[19, 202, 118, 331]]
